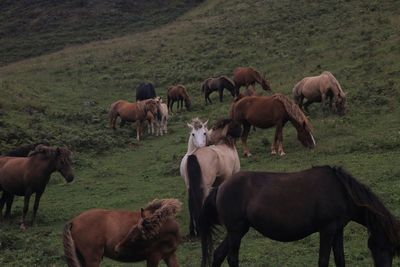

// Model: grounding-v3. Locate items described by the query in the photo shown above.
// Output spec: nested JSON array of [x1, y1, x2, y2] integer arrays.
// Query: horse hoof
[[20, 224, 26, 230], [271, 151, 277, 155], [279, 152, 286, 156], [244, 152, 252, 157]]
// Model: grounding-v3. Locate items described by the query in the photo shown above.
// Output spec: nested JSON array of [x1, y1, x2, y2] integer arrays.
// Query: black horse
[[136, 82, 156, 101], [200, 166, 400, 267], [202, 76, 235, 104]]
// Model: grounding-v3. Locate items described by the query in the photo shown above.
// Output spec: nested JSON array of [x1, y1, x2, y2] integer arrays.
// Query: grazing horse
[[233, 67, 271, 96], [63, 199, 182, 267], [167, 85, 191, 113], [292, 71, 347, 115], [0, 145, 74, 229], [231, 94, 315, 156], [109, 99, 159, 141], [180, 118, 209, 236], [202, 76, 235, 104], [200, 166, 400, 267], [136, 82, 156, 101], [186, 119, 242, 236]]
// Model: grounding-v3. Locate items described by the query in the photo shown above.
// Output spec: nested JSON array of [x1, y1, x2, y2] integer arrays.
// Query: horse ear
[[203, 120, 208, 127]]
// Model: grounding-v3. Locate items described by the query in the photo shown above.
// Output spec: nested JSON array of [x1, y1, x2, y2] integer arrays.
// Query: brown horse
[[167, 85, 191, 113], [200, 166, 400, 267], [0, 145, 74, 229], [292, 71, 347, 115], [231, 94, 315, 156], [109, 99, 159, 141], [186, 119, 242, 236], [63, 199, 182, 267], [202, 76, 235, 104], [233, 67, 271, 96]]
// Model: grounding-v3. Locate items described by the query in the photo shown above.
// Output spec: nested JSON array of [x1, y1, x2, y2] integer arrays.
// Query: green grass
[[0, 0, 400, 266]]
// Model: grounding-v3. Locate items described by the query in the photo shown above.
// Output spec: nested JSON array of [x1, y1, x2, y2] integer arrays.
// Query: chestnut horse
[[167, 85, 191, 113], [109, 99, 159, 141], [202, 76, 235, 104], [231, 94, 315, 156], [186, 119, 242, 236], [292, 71, 347, 115], [63, 199, 182, 267], [200, 166, 400, 267], [233, 67, 271, 96], [0, 145, 74, 229]]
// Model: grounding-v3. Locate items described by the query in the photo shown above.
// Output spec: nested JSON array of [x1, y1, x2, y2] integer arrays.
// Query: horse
[[109, 99, 159, 141], [200, 166, 400, 267], [185, 119, 242, 236], [154, 97, 169, 136], [136, 82, 156, 101], [233, 67, 271, 96], [63, 199, 182, 267], [167, 85, 191, 113], [0, 145, 74, 229], [230, 94, 315, 156], [292, 71, 347, 115], [201, 76, 235, 104], [180, 118, 209, 236]]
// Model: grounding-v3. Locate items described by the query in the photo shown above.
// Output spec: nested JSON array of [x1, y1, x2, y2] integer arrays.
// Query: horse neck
[[187, 135, 198, 154], [29, 156, 57, 179]]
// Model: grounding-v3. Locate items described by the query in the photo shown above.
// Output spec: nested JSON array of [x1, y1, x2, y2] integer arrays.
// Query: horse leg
[[0, 191, 7, 221], [219, 88, 223, 102], [207, 93, 213, 105], [318, 223, 337, 267], [277, 124, 285, 156], [226, 223, 249, 267], [32, 192, 43, 226], [164, 252, 179, 267], [146, 255, 161, 267], [4, 193, 14, 219], [241, 123, 252, 157], [303, 100, 313, 114], [320, 93, 327, 113], [136, 121, 141, 141], [332, 228, 345, 267], [212, 236, 230, 267], [20, 192, 32, 230]]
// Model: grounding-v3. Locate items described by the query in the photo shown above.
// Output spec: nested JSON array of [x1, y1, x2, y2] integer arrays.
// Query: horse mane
[[28, 145, 72, 163], [6, 142, 49, 157], [219, 76, 234, 88], [333, 166, 400, 255], [211, 118, 242, 146], [135, 199, 182, 241], [273, 93, 313, 132], [322, 71, 345, 96]]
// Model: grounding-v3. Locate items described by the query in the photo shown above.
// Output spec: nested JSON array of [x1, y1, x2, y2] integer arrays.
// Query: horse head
[[185, 96, 192, 111], [334, 92, 347, 116], [208, 119, 242, 145], [144, 99, 159, 117], [296, 121, 316, 149], [261, 73, 272, 91], [29, 145, 75, 182], [187, 118, 208, 148]]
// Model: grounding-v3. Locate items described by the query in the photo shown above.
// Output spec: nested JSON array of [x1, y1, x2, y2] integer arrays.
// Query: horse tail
[[109, 101, 119, 128], [63, 222, 81, 267], [199, 187, 219, 267], [274, 93, 313, 133], [187, 154, 204, 235], [333, 166, 400, 254]]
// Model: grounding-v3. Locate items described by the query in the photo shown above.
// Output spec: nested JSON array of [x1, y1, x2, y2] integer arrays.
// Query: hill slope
[[0, 0, 399, 266]]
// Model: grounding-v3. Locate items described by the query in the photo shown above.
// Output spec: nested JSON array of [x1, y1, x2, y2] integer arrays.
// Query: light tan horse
[[185, 119, 241, 236], [63, 199, 182, 267], [109, 99, 159, 141], [233, 67, 272, 96], [292, 71, 347, 115]]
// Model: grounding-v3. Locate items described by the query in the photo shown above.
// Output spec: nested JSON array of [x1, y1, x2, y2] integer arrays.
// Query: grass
[[0, 0, 400, 266]]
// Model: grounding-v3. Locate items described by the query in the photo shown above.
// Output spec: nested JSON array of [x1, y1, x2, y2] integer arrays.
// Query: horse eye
[[192, 133, 195, 136], [203, 132, 206, 135]]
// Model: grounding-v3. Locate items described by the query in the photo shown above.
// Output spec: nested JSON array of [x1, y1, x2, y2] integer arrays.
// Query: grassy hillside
[[0, 0, 400, 266]]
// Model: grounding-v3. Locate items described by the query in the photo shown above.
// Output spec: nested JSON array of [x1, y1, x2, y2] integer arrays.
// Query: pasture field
[[0, 0, 400, 266]]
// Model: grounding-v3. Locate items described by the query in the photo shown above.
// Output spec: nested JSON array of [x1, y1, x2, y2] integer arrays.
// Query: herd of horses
[[0, 66, 398, 267]]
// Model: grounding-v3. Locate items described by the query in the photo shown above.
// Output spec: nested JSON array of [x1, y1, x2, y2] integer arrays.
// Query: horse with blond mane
[[292, 71, 347, 115], [231, 94, 315, 156], [63, 199, 182, 267]]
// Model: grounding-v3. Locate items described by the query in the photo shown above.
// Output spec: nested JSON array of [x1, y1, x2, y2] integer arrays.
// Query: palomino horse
[[167, 85, 191, 113], [63, 199, 182, 267], [231, 94, 315, 156], [180, 118, 209, 236], [202, 76, 235, 104], [109, 99, 159, 141], [186, 119, 241, 236], [154, 97, 169, 136], [0, 145, 74, 229], [200, 166, 400, 267], [233, 67, 271, 96], [292, 71, 347, 115]]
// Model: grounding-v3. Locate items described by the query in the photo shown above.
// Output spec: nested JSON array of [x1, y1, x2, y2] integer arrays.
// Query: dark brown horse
[[0, 145, 74, 229], [230, 94, 315, 156], [167, 85, 191, 113], [201, 76, 235, 104], [233, 67, 271, 96], [63, 199, 182, 267], [200, 166, 400, 267]]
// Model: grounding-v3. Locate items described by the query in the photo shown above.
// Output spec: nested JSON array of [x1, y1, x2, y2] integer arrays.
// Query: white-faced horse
[[186, 119, 242, 236]]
